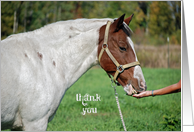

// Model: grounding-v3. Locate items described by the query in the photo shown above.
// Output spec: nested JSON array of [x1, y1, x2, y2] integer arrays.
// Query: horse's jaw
[[124, 84, 137, 96]]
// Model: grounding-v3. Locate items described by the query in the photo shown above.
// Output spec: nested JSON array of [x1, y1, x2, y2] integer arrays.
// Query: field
[[47, 67, 181, 131], [135, 45, 181, 69]]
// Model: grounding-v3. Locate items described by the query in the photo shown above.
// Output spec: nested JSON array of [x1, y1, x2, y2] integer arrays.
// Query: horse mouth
[[124, 84, 138, 96]]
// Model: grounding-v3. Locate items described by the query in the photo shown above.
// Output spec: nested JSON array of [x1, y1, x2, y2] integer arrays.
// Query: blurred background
[[1, 1, 181, 68]]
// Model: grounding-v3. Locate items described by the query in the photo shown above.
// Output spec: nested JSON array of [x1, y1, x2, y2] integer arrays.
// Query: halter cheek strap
[[98, 21, 140, 83]]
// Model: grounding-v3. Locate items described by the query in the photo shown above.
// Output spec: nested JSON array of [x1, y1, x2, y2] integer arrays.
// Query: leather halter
[[98, 21, 140, 83]]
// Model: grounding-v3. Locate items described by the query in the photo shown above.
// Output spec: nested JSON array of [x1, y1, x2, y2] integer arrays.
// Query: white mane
[[6, 18, 114, 45]]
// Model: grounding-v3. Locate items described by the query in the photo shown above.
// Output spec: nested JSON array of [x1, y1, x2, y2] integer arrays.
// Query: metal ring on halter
[[117, 65, 124, 73], [102, 43, 108, 49]]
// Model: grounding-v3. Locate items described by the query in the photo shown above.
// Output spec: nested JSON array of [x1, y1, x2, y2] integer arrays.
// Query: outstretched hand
[[132, 79, 181, 99], [132, 91, 152, 99]]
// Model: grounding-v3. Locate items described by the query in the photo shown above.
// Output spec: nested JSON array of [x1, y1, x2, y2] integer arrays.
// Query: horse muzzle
[[124, 82, 147, 96]]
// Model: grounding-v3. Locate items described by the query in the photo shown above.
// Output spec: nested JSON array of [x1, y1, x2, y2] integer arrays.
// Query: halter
[[98, 21, 140, 83]]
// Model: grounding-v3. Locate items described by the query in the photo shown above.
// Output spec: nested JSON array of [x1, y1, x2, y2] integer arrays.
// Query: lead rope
[[111, 80, 127, 131]]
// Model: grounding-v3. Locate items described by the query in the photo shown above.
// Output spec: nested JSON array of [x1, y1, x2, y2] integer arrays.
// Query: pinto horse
[[1, 14, 147, 130]]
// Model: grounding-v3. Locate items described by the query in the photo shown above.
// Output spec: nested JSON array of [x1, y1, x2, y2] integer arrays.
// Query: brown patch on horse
[[37, 52, 43, 60], [24, 53, 28, 58], [53, 61, 56, 66]]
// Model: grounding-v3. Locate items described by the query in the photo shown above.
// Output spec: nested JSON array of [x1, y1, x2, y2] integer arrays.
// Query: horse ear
[[124, 14, 134, 25], [112, 14, 125, 32]]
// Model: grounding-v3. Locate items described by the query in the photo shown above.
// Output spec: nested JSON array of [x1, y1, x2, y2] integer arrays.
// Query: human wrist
[[151, 90, 155, 97], [148, 91, 152, 96]]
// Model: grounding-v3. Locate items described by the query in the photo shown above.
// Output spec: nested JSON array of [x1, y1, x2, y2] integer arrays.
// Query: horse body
[[1, 15, 146, 131], [1, 19, 112, 130]]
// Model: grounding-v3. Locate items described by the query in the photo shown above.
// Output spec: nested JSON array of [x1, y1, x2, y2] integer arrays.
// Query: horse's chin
[[123, 84, 138, 96]]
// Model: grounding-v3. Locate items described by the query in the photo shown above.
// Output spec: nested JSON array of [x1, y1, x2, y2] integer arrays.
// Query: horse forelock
[[122, 22, 133, 37]]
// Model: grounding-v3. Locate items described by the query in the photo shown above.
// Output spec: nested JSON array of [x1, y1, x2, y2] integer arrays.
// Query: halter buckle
[[117, 65, 124, 73], [102, 44, 108, 49]]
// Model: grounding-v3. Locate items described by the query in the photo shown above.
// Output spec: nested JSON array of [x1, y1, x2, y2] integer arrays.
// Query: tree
[[1, 1, 181, 45], [149, 1, 174, 41], [1, 1, 23, 38], [170, 1, 181, 30]]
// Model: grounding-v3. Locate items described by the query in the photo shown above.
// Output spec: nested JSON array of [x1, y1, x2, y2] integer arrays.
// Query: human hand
[[132, 91, 152, 99]]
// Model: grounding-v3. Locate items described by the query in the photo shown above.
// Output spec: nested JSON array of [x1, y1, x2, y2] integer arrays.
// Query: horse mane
[[5, 18, 114, 41], [29, 18, 114, 37], [122, 22, 133, 37], [5, 18, 133, 43]]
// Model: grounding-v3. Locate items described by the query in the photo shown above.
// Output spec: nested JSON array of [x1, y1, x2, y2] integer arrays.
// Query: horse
[[1, 14, 147, 131]]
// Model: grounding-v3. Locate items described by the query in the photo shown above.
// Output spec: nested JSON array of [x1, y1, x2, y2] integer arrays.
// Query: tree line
[[1, 1, 181, 45]]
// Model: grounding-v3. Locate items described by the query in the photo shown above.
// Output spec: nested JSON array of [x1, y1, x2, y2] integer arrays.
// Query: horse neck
[[57, 26, 100, 88], [35, 19, 113, 88]]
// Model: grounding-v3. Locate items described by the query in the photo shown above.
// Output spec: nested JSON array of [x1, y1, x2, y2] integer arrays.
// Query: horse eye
[[119, 47, 126, 51]]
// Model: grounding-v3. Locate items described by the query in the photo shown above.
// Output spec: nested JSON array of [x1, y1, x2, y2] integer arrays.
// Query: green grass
[[47, 68, 181, 131]]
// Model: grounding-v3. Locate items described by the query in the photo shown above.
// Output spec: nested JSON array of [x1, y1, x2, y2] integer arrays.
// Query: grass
[[47, 67, 181, 131]]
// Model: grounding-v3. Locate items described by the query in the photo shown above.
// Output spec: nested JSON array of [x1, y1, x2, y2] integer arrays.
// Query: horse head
[[98, 14, 147, 95]]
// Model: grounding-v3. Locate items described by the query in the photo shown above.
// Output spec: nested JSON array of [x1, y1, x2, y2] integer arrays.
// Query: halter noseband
[[98, 21, 140, 83]]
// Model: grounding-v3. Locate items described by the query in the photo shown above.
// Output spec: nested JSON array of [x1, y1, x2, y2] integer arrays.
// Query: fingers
[[132, 91, 150, 98], [132, 94, 141, 99]]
